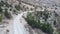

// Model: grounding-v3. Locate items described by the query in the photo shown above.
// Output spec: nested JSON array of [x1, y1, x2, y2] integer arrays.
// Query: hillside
[[0, 0, 60, 34]]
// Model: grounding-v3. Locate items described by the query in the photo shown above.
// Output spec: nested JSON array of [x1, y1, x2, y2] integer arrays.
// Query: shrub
[[30, 8, 33, 11], [4, 8, 11, 19], [55, 7, 57, 10], [15, 5, 20, 10], [0, 7, 3, 13], [53, 20, 56, 25], [59, 32, 60, 34], [6, 29, 9, 32], [41, 23, 53, 34], [13, 10, 18, 15], [42, 9, 49, 21], [0, 1, 4, 7], [54, 11, 59, 17], [10, 8, 12, 11], [0, 14, 2, 22]]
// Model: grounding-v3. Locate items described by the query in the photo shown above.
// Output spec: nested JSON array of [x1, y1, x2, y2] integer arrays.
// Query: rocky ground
[[0, 0, 60, 34]]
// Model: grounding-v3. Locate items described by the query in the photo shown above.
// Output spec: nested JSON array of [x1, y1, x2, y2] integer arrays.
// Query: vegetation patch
[[24, 9, 55, 34], [0, 1, 12, 19], [25, 15, 53, 34]]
